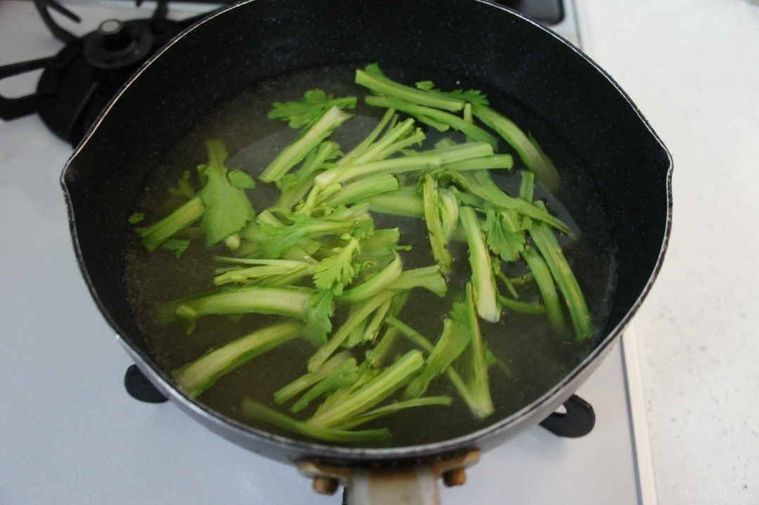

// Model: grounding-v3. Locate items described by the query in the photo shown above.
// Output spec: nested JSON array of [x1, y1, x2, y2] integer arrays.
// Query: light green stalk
[[260, 106, 352, 183], [140, 196, 205, 251], [460, 206, 500, 322], [307, 350, 424, 428], [174, 322, 302, 398], [472, 105, 560, 190], [241, 399, 390, 443], [340, 254, 403, 303]]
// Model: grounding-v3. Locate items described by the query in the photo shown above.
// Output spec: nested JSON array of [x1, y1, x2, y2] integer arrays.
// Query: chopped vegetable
[[519, 170, 535, 202], [268, 89, 357, 129], [414, 80, 490, 107], [161, 286, 312, 328], [136, 64, 599, 444], [139, 196, 205, 251], [260, 106, 352, 183], [339, 107, 396, 167], [460, 206, 500, 322], [276, 140, 342, 209], [213, 258, 315, 286], [472, 105, 560, 190], [422, 174, 454, 275], [303, 290, 335, 347], [368, 188, 424, 218], [316, 153, 442, 187], [340, 254, 403, 303], [443, 171, 570, 234], [307, 290, 397, 372], [320, 174, 400, 208], [404, 317, 470, 399], [356, 64, 465, 112], [242, 399, 390, 443], [313, 237, 361, 294], [522, 245, 567, 334], [529, 221, 593, 340], [385, 316, 487, 419], [451, 284, 494, 418], [496, 294, 546, 315], [307, 350, 424, 428], [174, 321, 302, 398], [160, 237, 191, 257], [291, 358, 359, 413], [386, 265, 448, 297], [365, 95, 498, 147], [483, 208, 525, 263], [338, 396, 452, 429], [197, 140, 256, 246], [257, 211, 371, 259], [274, 352, 352, 405]]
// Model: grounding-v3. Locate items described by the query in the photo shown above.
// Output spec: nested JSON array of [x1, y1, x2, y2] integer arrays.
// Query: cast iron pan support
[[123, 365, 596, 437]]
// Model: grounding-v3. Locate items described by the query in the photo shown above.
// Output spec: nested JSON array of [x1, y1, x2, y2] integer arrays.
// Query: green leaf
[[313, 237, 361, 294], [198, 140, 256, 246], [167, 170, 195, 200], [228, 169, 256, 189], [304, 290, 335, 347], [414, 80, 490, 107], [257, 210, 371, 259], [128, 212, 145, 225], [160, 237, 191, 257], [268, 89, 357, 129], [483, 208, 525, 262]]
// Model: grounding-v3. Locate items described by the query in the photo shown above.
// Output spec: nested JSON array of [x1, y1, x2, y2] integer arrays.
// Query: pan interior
[[123, 63, 617, 447]]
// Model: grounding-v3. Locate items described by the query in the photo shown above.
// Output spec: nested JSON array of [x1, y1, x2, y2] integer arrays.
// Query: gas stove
[[0, 1, 655, 504]]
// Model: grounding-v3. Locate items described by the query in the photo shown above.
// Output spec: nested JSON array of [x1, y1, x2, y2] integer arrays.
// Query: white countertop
[[578, 1, 759, 504]]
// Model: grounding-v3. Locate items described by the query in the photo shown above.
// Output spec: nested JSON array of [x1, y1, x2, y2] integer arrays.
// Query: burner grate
[[0, 0, 206, 144]]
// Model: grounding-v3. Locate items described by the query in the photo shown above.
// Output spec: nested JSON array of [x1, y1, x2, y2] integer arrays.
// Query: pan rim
[[61, 0, 674, 462]]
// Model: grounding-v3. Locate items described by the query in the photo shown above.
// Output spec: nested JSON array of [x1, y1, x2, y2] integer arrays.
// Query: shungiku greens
[[128, 63, 597, 445]]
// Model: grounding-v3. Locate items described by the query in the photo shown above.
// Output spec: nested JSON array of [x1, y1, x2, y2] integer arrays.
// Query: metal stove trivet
[[0, 0, 205, 144]]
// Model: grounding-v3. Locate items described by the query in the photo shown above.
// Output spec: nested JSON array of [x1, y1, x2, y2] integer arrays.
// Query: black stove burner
[[0, 0, 206, 144]]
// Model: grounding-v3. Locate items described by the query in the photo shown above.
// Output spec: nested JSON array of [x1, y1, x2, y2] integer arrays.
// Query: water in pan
[[124, 63, 617, 447]]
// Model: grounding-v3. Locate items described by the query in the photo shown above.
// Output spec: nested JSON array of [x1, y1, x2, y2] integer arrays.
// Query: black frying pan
[[61, 0, 672, 502]]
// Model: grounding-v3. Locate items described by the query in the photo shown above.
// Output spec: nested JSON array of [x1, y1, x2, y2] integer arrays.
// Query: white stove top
[[0, 2, 654, 503]]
